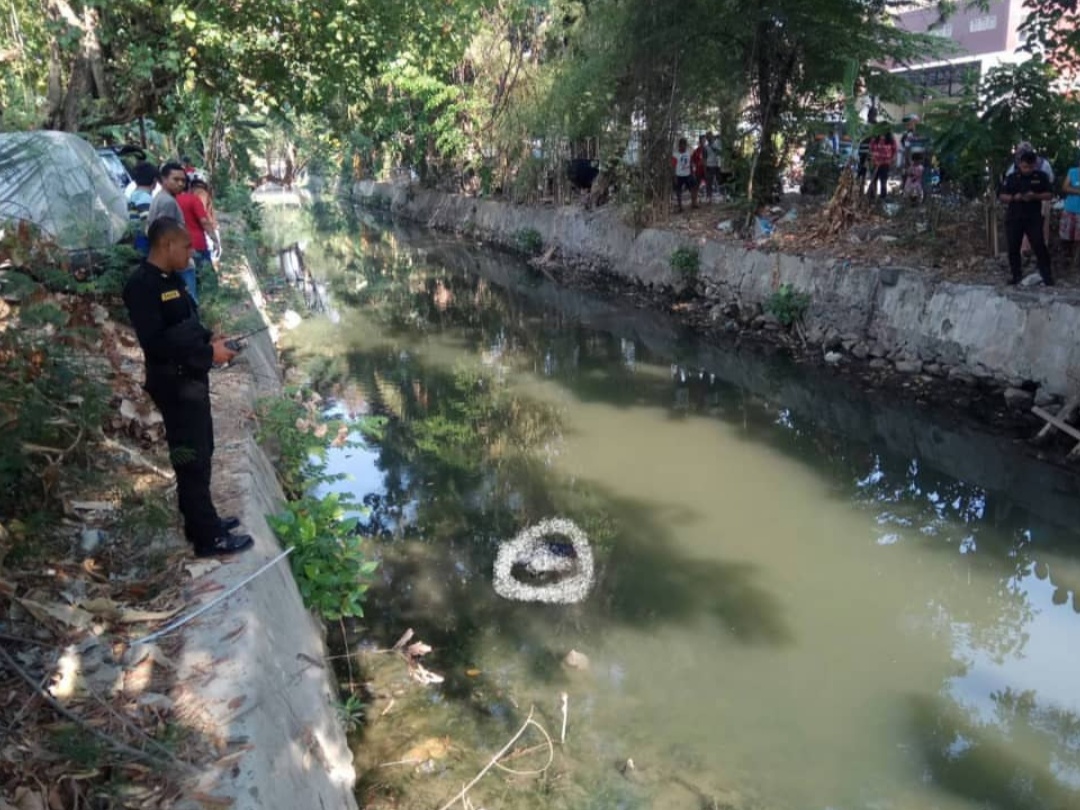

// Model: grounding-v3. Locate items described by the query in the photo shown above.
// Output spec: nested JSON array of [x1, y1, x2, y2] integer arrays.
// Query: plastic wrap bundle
[[0, 131, 128, 251], [493, 518, 595, 604]]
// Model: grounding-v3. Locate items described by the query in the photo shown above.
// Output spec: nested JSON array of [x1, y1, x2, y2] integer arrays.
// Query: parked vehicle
[[95, 144, 147, 191]]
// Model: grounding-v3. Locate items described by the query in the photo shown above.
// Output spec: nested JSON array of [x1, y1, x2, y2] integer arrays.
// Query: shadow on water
[[339, 345, 791, 653], [265, 202, 1080, 809]]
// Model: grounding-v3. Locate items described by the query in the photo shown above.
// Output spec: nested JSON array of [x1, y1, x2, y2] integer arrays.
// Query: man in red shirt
[[176, 187, 214, 300], [691, 135, 707, 197]]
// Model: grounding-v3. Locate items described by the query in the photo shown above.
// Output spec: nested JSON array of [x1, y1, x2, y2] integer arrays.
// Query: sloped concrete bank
[[353, 180, 1080, 401], [170, 276, 358, 807]]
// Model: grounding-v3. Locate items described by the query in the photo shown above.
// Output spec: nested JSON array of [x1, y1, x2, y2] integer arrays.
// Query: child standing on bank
[[904, 153, 925, 204]]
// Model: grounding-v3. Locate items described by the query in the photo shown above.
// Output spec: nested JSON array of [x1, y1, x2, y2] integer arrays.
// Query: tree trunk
[[205, 100, 226, 177], [750, 23, 797, 204], [42, 0, 109, 132], [283, 142, 296, 188]]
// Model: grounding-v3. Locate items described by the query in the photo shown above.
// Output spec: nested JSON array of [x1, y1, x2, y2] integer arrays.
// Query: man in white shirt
[[672, 137, 696, 212], [704, 132, 723, 202]]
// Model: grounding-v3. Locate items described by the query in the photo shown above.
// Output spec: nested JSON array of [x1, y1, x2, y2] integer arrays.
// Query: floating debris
[[492, 518, 595, 604]]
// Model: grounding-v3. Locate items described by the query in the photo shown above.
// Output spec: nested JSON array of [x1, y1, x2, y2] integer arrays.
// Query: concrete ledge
[[353, 180, 1080, 397], [169, 329, 357, 806]]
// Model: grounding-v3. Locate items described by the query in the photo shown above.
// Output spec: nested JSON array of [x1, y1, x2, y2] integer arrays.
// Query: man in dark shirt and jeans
[[122, 219, 254, 557], [999, 151, 1054, 286]]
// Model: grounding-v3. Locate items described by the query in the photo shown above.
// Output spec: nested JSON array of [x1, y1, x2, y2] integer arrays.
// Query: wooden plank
[[1032, 406, 1080, 444], [1035, 394, 1080, 440]]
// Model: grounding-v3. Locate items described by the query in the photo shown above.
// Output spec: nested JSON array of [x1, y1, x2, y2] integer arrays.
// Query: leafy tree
[[531, 0, 945, 205], [923, 59, 1080, 197], [1, 0, 490, 139], [1021, 0, 1080, 74]]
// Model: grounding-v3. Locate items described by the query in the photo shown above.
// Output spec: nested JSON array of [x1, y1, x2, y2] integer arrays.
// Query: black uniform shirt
[[122, 260, 213, 380], [1000, 169, 1052, 220]]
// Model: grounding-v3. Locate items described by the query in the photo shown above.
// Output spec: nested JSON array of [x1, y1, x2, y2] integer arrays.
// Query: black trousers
[[147, 373, 220, 546], [1006, 216, 1052, 283], [869, 166, 889, 197]]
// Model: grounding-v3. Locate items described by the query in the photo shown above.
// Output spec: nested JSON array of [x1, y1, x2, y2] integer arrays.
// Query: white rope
[[492, 518, 594, 604], [131, 547, 294, 646]]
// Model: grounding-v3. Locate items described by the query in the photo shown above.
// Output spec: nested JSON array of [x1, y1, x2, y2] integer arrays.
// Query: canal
[[267, 204, 1080, 810]]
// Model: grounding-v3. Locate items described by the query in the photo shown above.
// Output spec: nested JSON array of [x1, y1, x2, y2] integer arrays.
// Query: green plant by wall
[[254, 391, 337, 495], [669, 246, 700, 277], [765, 283, 811, 327], [268, 492, 377, 620], [514, 227, 543, 256], [257, 390, 380, 620], [335, 692, 365, 733]]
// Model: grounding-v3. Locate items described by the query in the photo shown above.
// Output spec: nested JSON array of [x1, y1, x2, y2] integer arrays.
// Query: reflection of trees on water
[[287, 203, 1080, 808], [912, 689, 1080, 810], [666, 359, 1080, 805]]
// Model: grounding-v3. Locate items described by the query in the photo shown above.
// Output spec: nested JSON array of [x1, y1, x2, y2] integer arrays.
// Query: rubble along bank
[[351, 180, 1080, 403]]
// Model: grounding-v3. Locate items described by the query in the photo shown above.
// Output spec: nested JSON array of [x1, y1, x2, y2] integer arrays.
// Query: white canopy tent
[[0, 131, 129, 251]]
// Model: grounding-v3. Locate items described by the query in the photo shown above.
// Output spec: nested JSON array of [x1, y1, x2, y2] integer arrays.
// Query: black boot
[[195, 532, 254, 558]]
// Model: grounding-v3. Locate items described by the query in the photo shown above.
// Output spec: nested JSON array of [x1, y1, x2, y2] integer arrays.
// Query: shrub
[[765, 283, 811, 326], [669, 246, 700, 277], [514, 227, 543, 256], [269, 492, 377, 620], [257, 391, 379, 620]]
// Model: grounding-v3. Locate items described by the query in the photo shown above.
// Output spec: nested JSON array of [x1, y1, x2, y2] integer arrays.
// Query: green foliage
[[765, 283, 811, 327], [72, 245, 142, 297], [268, 491, 376, 620], [1020, 0, 1080, 76], [222, 189, 263, 230], [255, 393, 330, 495], [335, 692, 365, 733], [923, 59, 1080, 198], [257, 389, 376, 620], [514, 227, 543, 256], [669, 246, 700, 278]]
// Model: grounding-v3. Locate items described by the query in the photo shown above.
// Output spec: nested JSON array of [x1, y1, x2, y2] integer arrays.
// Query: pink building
[[889, 0, 1029, 102]]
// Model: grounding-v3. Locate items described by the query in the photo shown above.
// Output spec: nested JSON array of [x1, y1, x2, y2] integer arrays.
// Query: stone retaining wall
[[353, 180, 1080, 399]]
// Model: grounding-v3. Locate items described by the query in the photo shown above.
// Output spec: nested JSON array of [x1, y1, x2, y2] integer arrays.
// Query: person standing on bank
[[123, 219, 254, 557], [998, 151, 1054, 286], [148, 162, 198, 303]]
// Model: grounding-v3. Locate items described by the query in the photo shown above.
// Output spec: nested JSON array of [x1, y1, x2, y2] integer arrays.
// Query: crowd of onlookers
[[670, 117, 1080, 287], [670, 132, 734, 212], [125, 157, 221, 302]]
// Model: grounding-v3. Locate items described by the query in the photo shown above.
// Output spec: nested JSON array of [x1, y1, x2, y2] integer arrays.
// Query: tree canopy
[[1, 0, 1075, 206]]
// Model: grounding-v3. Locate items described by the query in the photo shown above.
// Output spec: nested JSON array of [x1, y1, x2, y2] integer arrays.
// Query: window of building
[[893, 62, 982, 99], [969, 15, 998, 32], [929, 23, 953, 37]]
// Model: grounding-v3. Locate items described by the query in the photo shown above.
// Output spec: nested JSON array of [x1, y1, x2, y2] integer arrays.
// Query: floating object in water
[[562, 649, 590, 671], [523, 542, 576, 576], [493, 518, 595, 604]]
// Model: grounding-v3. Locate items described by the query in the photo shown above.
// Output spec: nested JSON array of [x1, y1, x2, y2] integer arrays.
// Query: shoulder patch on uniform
[[161, 289, 181, 301]]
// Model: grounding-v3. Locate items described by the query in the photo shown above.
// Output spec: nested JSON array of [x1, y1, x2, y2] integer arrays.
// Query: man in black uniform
[[123, 219, 254, 557], [999, 150, 1054, 286]]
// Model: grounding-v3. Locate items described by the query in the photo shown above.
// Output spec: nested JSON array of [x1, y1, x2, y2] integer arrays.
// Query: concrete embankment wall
[[173, 276, 358, 807], [353, 180, 1080, 399]]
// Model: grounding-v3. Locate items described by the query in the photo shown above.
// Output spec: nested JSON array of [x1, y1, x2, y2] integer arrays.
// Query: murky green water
[[267, 205, 1080, 810]]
